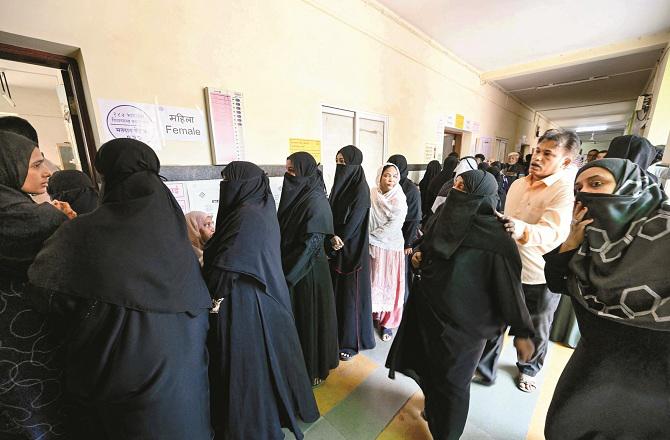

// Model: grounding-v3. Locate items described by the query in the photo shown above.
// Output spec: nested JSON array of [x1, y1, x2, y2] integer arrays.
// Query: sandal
[[516, 373, 537, 393], [471, 372, 495, 386], [381, 328, 393, 342], [312, 378, 325, 388], [339, 351, 354, 361]]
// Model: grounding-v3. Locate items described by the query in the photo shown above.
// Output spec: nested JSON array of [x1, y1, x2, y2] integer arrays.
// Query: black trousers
[[477, 283, 560, 381]]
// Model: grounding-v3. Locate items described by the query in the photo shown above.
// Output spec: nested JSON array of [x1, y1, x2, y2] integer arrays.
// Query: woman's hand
[[51, 200, 77, 219], [411, 251, 422, 269], [559, 202, 593, 253], [404, 247, 413, 256], [330, 235, 344, 251]]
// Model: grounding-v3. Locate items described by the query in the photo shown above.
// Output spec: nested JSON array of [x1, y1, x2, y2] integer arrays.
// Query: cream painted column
[[646, 46, 670, 147]]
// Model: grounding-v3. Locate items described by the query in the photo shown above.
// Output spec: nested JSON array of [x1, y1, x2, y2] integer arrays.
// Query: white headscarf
[[369, 163, 408, 250], [431, 156, 478, 212]]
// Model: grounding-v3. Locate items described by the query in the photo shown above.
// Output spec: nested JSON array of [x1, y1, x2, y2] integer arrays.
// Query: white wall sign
[[157, 105, 206, 142], [99, 99, 161, 150]]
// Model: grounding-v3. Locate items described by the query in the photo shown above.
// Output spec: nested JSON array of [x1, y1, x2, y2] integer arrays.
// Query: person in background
[[543, 158, 670, 439], [585, 148, 599, 163], [185, 211, 214, 266], [386, 170, 534, 440], [0, 115, 39, 144], [419, 159, 441, 221], [431, 156, 478, 212], [474, 153, 486, 164], [426, 155, 459, 214], [329, 145, 376, 361], [503, 152, 526, 181], [486, 164, 507, 212], [524, 153, 533, 175], [47, 170, 99, 215], [28, 138, 212, 440], [0, 132, 73, 440], [204, 161, 319, 439], [596, 150, 608, 159], [278, 152, 339, 387], [605, 134, 656, 170], [648, 145, 668, 187], [369, 163, 408, 341], [475, 129, 578, 393], [387, 154, 422, 303]]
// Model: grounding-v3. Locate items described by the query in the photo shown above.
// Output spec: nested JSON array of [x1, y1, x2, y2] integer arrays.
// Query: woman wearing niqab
[[47, 169, 99, 215], [386, 170, 534, 440], [388, 155, 422, 302], [27, 138, 213, 440], [0, 132, 69, 439], [426, 155, 458, 214], [543, 158, 670, 439], [329, 145, 375, 360], [278, 152, 339, 386], [204, 161, 319, 439], [419, 160, 441, 219]]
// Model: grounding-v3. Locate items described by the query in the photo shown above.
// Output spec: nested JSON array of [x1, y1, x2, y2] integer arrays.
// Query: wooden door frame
[[0, 42, 98, 182]]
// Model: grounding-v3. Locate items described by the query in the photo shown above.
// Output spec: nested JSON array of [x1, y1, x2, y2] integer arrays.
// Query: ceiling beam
[[481, 31, 670, 82]]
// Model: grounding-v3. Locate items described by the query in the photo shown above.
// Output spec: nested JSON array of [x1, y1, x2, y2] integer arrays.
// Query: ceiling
[[0, 59, 62, 89], [377, 0, 670, 140]]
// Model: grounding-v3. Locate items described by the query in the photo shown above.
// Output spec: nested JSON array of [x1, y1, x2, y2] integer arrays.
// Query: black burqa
[[388, 154, 422, 301], [386, 170, 534, 440], [419, 160, 441, 218], [278, 152, 339, 381], [204, 161, 319, 440], [543, 158, 670, 439], [0, 132, 68, 440], [28, 138, 213, 440], [605, 135, 656, 170], [328, 145, 375, 355], [426, 155, 458, 214], [47, 170, 99, 215]]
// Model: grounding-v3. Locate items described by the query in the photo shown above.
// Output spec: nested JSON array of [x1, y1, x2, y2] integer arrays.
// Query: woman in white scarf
[[369, 163, 408, 341]]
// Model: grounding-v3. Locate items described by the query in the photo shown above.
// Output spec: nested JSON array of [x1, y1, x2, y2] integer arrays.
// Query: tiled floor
[[287, 332, 574, 439]]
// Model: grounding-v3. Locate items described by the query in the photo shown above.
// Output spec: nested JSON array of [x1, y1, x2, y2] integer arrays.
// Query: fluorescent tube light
[[575, 125, 608, 132]]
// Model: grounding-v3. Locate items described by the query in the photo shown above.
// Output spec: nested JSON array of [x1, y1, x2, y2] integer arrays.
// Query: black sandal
[[339, 351, 354, 361]]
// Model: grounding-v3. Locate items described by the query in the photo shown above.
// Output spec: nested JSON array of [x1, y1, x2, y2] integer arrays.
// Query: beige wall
[[0, 85, 70, 166], [645, 44, 670, 147], [0, 0, 539, 166]]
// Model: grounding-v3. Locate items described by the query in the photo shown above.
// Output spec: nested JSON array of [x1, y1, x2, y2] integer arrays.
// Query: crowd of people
[[0, 113, 668, 440]]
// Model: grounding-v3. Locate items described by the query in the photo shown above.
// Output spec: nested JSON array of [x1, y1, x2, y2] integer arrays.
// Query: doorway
[[443, 129, 463, 158], [0, 42, 97, 180]]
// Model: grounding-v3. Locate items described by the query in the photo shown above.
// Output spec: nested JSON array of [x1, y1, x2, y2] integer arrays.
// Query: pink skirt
[[370, 245, 405, 328]]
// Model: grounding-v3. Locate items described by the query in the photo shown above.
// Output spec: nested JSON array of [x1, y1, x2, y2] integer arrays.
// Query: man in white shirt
[[475, 129, 579, 393]]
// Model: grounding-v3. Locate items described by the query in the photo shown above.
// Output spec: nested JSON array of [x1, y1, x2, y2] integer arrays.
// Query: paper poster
[[205, 88, 245, 164], [157, 105, 206, 142], [445, 114, 455, 128], [166, 182, 189, 212], [289, 138, 321, 162], [455, 114, 465, 130], [424, 143, 440, 161], [99, 99, 161, 150], [269, 176, 283, 210], [185, 180, 221, 219]]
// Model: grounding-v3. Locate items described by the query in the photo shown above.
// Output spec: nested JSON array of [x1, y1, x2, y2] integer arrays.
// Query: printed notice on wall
[[205, 88, 245, 164], [289, 138, 321, 162], [424, 143, 440, 161], [99, 99, 162, 150], [268, 176, 283, 210], [157, 105, 206, 142], [166, 182, 189, 212], [185, 180, 220, 219]]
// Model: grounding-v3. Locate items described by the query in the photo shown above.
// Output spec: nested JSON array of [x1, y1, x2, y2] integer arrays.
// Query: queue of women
[[1, 114, 668, 440]]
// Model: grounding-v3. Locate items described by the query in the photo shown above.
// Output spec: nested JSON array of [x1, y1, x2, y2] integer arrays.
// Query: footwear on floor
[[516, 373, 537, 393]]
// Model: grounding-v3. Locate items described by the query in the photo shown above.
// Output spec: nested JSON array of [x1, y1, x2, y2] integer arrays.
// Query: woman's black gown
[[544, 249, 670, 439]]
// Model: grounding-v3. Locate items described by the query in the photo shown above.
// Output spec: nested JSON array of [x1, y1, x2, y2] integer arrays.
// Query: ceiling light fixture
[[0, 71, 16, 108], [575, 125, 608, 132]]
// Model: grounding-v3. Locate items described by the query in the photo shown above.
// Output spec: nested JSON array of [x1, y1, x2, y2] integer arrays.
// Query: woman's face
[[336, 153, 346, 165], [200, 216, 215, 241], [379, 166, 398, 193], [286, 159, 296, 176], [452, 175, 466, 192], [21, 148, 51, 194], [575, 167, 617, 194]]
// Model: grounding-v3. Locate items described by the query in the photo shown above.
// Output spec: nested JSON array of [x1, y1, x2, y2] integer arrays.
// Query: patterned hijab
[[569, 158, 670, 330]]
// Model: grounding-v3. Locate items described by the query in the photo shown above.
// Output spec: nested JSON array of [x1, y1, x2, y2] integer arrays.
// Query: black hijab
[[419, 160, 441, 195], [28, 138, 211, 313], [388, 154, 421, 223], [203, 161, 291, 307], [0, 132, 67, 280], [569, 158, 670, 330], [423, 170, 515, 262], [278, 152, 334, 245], [606, 135, 656, 169], [427, 155, 459, 205], [47, 169, 99, 215]]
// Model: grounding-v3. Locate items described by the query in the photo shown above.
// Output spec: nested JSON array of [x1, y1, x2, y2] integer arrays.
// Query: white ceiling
[[377, 0, 670, 71]]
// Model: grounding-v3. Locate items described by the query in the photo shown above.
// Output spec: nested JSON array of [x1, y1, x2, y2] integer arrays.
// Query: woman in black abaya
[[28, 138, 213, 440], [204, 161, 319, 440], [543, 159, 670, 439], [386, 170, 535, 440], [419, 160, 441, 220], [605, 134, 657, 170], [387, 154, 422, 301], [426, 155, 458, 214], [329, 145, 375, 361], [279, 152, 339, 387], [0, 132, 71, 439], [47, 169, 99, 215]]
